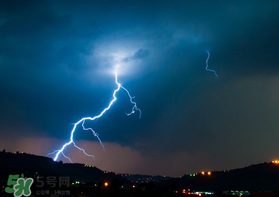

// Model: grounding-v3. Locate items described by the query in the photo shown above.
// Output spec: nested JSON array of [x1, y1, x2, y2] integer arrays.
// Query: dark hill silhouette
[[2, 151, 279, 196], [0, 151, 129, 185], [159, 162, 279, 193]]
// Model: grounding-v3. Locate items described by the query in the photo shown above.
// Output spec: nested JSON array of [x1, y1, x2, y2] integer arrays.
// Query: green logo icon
[[5, 174, 34, 197]]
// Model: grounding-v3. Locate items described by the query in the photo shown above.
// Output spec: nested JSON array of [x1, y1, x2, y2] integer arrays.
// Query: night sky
[[1, 1, 279, 177]]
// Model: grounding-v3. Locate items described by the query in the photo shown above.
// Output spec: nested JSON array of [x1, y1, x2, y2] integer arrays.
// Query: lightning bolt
[[206, 51, 219, 80], [48, 70, 141, 162]]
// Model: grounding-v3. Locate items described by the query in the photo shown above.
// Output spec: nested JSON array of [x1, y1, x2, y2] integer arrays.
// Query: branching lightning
[[206, 51, 219, 80], [48, 70, 141, 162]]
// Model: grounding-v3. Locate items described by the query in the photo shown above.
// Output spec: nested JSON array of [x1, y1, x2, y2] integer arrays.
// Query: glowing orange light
[[104, 182, 108, 187], [208, 171, 211, 175], [132, 185, 135, 188], [201, 171, 205, 175], [272, 160, 279, 164]]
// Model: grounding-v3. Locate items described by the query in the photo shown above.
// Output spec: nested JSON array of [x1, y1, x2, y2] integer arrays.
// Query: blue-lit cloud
[[0, 0, 279, 176]]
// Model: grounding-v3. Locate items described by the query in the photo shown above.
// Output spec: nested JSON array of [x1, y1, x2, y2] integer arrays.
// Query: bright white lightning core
[[47, 70, 141, 162]]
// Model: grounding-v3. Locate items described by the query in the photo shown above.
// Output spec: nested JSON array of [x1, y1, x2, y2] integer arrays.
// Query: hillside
[[2, 151, 279, 196], [159, 162, 279, 193], [0, 151, 129, 185]]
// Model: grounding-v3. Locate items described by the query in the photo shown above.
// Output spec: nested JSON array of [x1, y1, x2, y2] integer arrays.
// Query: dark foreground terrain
[[1, 151, 279, 196]]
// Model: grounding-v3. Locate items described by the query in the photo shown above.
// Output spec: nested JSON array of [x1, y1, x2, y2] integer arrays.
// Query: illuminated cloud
[[0, 1, 279, 176]]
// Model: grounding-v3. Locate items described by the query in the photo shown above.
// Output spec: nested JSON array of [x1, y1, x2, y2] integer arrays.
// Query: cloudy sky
[[1, 0, 279, 177]]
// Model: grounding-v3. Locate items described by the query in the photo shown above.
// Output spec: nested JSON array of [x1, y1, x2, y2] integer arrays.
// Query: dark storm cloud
[[1, 0, 279, 176], [121, 49, 149, 63]]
